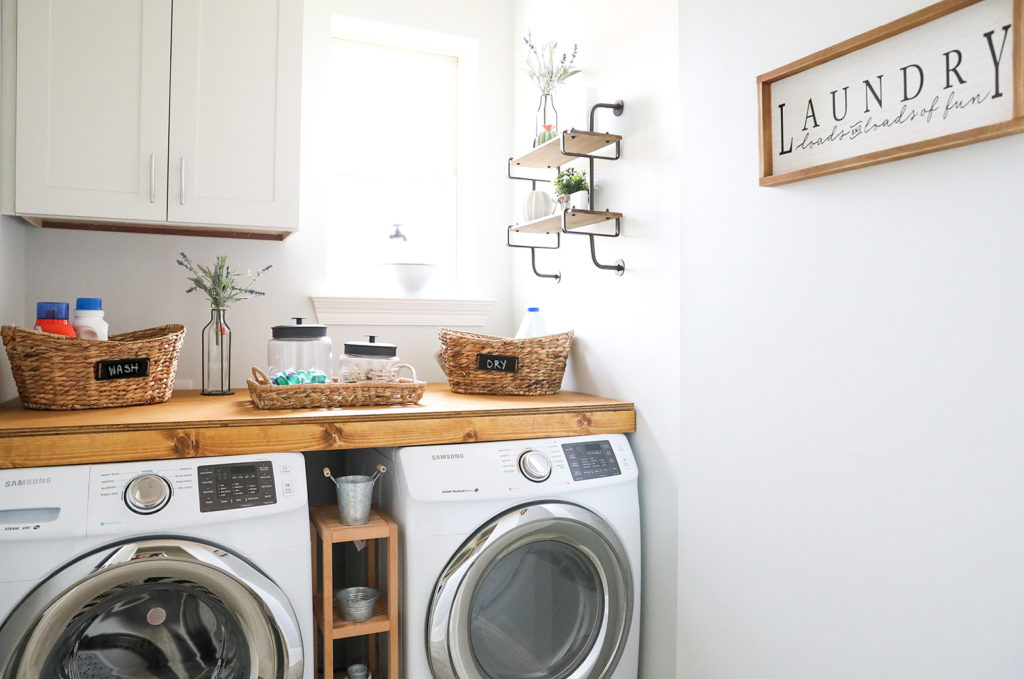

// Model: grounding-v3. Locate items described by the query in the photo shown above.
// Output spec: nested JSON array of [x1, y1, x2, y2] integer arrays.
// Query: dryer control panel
[[198, 460, 277, 512], [393, 434, 637, 502], [562, 440, 622, 481]]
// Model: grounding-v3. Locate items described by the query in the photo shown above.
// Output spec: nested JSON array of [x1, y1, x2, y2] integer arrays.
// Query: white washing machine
[[0, 452, 313, 679], [368, 433, 641, 679]]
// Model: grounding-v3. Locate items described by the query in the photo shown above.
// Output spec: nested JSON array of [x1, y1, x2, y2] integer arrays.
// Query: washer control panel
[[198, 460, 276, 513], [561, 440, 622, 481]]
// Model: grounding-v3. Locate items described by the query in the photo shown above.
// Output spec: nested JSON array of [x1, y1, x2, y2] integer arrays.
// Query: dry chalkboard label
[[476, 354, 519, 373], [94, 358, 150, 381]]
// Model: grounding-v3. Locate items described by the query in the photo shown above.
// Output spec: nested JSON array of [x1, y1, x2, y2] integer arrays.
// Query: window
[[324, 19, 478, 298]]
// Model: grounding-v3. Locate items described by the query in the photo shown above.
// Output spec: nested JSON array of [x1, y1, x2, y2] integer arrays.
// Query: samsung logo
[[431, 454, 464, 461], [4, 477, 52, 488]]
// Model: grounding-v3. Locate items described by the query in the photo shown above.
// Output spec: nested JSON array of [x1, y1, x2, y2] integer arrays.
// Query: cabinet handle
[[149, 154, 156, 203], [179, 157, 186, 205]]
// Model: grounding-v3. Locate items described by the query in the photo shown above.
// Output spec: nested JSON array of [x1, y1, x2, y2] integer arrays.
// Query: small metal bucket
[[324, 465, 386, 526], [336, 586, 379, 622], [336, 475, 374, 525]]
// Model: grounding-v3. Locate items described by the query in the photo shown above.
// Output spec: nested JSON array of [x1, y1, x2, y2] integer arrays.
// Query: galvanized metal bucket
[[336, 475, 374, 525], [324, 465, 386, 526], [335, 586, 379, 622]]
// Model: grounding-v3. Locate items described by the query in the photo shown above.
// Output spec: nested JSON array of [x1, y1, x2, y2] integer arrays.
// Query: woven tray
[[438, 328, 573, 396], [1, 324, 185, 410], [247, 366, 425, 409]]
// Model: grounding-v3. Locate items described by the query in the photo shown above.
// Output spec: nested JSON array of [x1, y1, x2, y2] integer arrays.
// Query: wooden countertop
[[0, 384, 635, 469]]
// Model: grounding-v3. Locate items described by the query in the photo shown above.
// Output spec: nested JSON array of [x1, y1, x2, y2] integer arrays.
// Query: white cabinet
[[167, 0, 301, 230], [15, 0, 172, 222], [14, 0, 301, 237]]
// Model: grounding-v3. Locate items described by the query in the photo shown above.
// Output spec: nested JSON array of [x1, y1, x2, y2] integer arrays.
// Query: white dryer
[[0, 452, 313, 679], [369, 433, 640, 679]]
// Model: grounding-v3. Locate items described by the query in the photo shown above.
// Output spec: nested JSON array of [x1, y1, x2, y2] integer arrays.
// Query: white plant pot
[[567, 190, 589, 210], [522, 189, 554, 222]]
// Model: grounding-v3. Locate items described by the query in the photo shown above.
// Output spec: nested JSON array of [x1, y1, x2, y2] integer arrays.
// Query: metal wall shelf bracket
[[576, 100, 625, 275], [559, 129, 621, 161], [560, 210, 625, 276], [507, 157, 553, 184], [506, 225, 561, 282]]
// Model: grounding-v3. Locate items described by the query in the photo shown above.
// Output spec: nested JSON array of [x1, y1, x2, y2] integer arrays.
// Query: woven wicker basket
[[1, 324, 185, 410], [438, 328, 573, 396], [247, 366, 425, 409]]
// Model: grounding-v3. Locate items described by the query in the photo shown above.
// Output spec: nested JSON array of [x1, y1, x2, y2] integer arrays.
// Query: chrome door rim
[[0, 539, 303, 679], [427, 502, 633, 679]]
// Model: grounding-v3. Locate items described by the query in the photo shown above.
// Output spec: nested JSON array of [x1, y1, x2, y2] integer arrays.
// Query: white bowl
[[384, 262, 437, 295]]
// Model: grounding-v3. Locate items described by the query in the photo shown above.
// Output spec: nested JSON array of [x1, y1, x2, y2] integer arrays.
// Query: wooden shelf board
[[314, 593, 392, 640], [310, 505, 394, 542], [512, 209, 623, 235], [511, 130, 622, 169], [0, 385, 635, 469]]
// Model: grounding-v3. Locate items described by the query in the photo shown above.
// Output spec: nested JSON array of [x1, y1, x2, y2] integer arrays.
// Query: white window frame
[[325, 16, 481, 299]]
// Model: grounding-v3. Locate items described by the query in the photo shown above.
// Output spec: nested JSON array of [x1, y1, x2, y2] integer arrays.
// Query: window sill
[[311, 297, 494, 326]]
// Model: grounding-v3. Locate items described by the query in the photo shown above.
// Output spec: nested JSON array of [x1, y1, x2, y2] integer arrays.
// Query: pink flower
[[543, 124, 554, 132]]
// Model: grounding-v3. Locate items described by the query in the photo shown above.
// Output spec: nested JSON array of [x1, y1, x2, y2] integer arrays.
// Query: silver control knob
[[125, 474, 172, 514], [518, 450, 552, 483]]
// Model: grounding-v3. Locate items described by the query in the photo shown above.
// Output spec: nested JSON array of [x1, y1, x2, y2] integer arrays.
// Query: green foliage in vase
[[553, 168, 588, 196], [177, 253, 271, 308], [523, 32, 580, 95]]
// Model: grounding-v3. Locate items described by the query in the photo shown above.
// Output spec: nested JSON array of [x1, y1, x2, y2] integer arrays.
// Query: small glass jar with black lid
[[267, 317, 332, 384], [338, 336, 400, 383]]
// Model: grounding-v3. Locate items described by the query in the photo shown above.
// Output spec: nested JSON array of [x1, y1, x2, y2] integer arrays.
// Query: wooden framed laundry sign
[[757, 0, 1024, 186]]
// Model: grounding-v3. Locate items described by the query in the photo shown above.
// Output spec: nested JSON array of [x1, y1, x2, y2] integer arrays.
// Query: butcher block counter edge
[[0, 384, 636, 469]]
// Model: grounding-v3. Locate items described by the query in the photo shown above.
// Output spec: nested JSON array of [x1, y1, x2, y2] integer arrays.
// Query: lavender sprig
[[523, 32, 580, 95], [177, 253, 271, 308]]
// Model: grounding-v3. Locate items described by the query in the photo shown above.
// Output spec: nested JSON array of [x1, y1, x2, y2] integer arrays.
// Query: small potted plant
[[553, 168, 589, 210]]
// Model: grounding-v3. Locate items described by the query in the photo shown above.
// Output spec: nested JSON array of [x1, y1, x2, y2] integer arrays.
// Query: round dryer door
[[427, 502, 634, 679], [0, 539, 303, 679]]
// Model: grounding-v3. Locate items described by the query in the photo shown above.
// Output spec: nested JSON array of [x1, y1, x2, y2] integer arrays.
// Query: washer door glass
[[43, 581, 249, 679], [428, 502, 633, 679], [0, 540, 303, 679], [469, 539, 604, 679]]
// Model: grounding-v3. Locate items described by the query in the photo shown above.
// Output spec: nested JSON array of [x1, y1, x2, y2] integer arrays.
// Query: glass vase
[[201, 307, 233, 395], [534, 93, 558, 147]]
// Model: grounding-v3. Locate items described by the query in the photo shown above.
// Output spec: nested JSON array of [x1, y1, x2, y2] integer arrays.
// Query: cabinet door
[[167, 0, 301, 232], [15, 0, 171, 221]]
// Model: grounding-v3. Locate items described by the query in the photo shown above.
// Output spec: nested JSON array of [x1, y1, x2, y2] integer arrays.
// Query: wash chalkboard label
[[94, 358, 150, 381], [476, 354, 518, 373]]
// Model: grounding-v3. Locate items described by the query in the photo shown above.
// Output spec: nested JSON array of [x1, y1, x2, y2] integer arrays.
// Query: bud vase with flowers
[[523, 32, 580, 147], [177, 253, 271, 395]]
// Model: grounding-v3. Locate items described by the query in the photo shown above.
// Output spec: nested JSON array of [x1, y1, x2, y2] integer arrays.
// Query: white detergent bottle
[[515, 307, 548, 338], [72, 297, 109, 340]]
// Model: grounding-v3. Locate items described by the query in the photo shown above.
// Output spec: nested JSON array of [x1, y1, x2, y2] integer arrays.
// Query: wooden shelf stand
[[511, 129, 622, 169], [310, 505, 399, 679], [506, 102, 627, 279], [510, 208, 624, 235]]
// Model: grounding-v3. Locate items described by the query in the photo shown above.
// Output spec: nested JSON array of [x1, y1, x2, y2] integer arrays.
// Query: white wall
[[11, 0, 515, 390], [0, 216, 25, 401], [511, 2, 681, 677], [678, 1, 1024, 678]]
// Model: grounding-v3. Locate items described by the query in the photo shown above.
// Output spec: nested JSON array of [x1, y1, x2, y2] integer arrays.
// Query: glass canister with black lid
[[339, 336, 400, 383], [268, 317, 332, 384]]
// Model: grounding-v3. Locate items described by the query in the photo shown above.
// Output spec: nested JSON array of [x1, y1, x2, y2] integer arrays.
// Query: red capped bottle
[[34, 302, 77, 337]]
